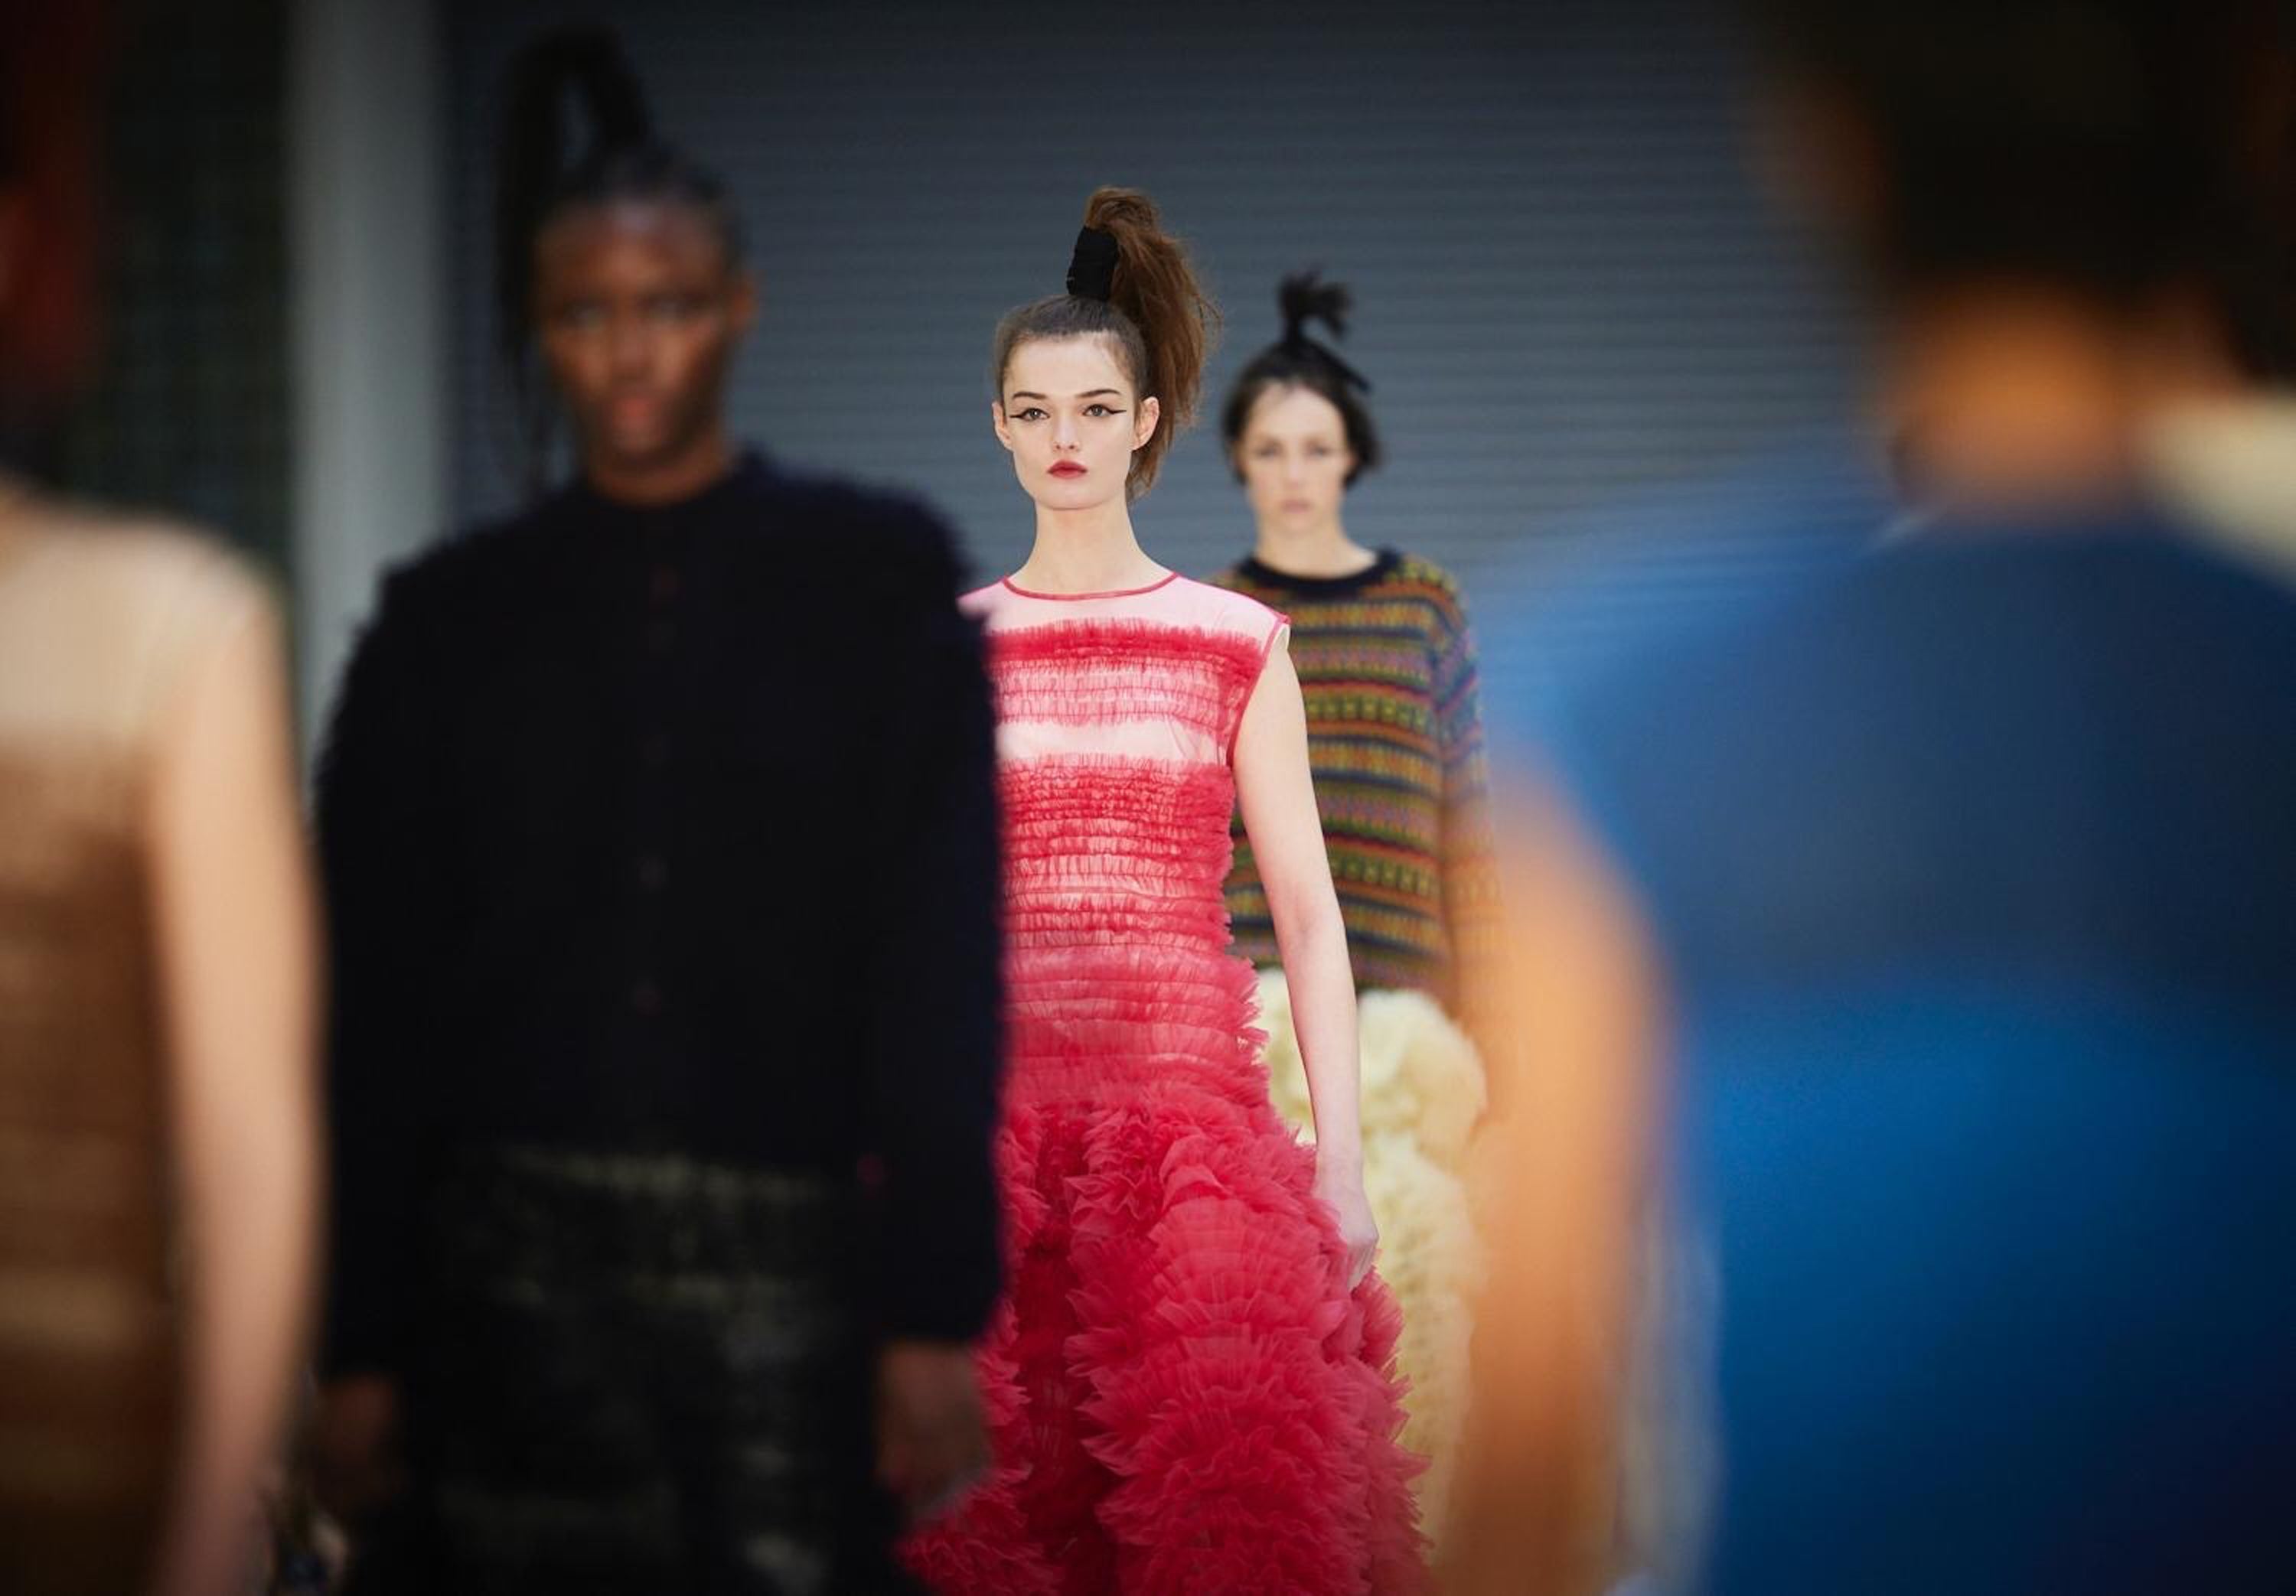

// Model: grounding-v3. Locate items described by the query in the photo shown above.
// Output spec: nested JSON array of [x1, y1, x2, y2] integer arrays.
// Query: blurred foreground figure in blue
[[1457, 3, 2296, 1592], [0, 5, 321, 1594]]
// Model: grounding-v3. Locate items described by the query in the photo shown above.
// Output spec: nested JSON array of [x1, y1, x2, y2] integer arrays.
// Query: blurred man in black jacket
[[310, 32, 1003, 1594]]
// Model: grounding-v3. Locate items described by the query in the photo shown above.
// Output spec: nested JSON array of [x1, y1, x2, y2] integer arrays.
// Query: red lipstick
[[1049, 462, 1088, 478]]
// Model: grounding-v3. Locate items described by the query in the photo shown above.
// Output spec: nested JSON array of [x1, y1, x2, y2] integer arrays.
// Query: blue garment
[[1537, 517, 2296, 1593], [1476, 427, 1886, 752]]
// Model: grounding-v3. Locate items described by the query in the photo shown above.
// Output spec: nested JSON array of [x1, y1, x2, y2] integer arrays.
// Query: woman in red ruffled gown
[[902, 188, 1424, 1594]]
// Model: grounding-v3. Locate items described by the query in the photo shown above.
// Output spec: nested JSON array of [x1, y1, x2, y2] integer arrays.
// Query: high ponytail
[[493, 27, 744, 487], [494, 29, 652, 387], [1085, 188, 1218, 486], [992, 186, 1221, 499]]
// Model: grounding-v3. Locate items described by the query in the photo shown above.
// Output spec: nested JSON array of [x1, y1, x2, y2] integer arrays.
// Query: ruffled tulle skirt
[[902, 941, 1427, 1594], [1254, 974, 1488, 1544]]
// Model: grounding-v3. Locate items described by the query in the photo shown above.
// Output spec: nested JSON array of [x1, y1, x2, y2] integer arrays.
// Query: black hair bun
[[1279, 271, 1352, 348]]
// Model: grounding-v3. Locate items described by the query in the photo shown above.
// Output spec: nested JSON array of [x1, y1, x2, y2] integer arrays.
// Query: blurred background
[[55, 0, 1870, 731], [24, 5, 2295, 1591]]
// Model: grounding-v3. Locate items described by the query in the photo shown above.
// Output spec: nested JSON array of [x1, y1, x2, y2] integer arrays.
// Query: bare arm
[[1431, 601, 1511, 1090], [1442, 774, 1660, 1592], [1232, 635, 1376, 1285], [145, 598, 323, 1596]]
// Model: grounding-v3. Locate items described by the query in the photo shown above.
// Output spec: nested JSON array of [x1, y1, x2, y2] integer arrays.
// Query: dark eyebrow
[[1008, 391, 1047, 401], [1076, 389, 1122, 399]]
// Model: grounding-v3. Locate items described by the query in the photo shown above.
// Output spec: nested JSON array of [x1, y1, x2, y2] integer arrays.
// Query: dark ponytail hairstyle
[[990, 187, 1221, 499], [1219, 272, 1381, 484], [494, 28, 745, 484]]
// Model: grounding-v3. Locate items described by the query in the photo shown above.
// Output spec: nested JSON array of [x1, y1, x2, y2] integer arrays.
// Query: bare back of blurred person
[[0, 6, 321, 1594]]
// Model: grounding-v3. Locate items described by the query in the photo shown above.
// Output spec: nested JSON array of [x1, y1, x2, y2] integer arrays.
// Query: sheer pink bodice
[[961, 573, 1290, 1110], [965, 571, 1288, 767]]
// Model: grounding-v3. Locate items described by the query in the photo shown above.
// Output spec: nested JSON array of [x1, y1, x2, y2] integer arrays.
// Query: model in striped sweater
[[1211, 274, 1504, 1542]]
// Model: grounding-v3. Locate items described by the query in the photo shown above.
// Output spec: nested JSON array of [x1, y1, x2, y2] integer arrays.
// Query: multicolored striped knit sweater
[[1212, 549, 1505, 1054]]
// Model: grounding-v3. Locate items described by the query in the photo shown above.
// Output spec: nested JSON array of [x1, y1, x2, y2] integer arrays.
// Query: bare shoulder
[[0, 494, 277, 748], [1170, 575, 1287, 640], [27, 499, 271, 628], [8, 500, 274, 683], [958, 578, 1008, 622]]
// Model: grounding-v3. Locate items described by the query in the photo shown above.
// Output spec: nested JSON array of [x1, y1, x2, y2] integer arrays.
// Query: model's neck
[[1251, 515, 1375, 579], [1883, 282, 2245, 514], [582, 425, 738, 508], [1013, 498, 1166, 594]]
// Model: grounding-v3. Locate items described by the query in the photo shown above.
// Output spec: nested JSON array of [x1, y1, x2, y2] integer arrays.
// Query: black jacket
[[315, 452, 1003, 1375]]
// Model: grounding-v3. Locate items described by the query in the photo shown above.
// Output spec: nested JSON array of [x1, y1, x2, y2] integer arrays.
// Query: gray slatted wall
[[61, 0, 289, 573], [443, 0, 1864, 616]]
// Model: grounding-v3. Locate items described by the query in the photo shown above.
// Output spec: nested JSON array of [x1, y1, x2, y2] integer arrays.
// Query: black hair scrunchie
[[1066, 226, 1119, 302]]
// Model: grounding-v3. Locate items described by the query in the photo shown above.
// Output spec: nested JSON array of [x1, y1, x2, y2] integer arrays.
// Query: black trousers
[[349, 1145, 915, 1596]]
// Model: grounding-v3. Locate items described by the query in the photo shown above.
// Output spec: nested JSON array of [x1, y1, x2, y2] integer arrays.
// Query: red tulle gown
[[905, 572, 1425, 1594]]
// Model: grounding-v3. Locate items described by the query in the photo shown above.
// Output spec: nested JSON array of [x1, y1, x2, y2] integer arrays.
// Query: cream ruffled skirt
[[1253, 972, 1487, 1541]]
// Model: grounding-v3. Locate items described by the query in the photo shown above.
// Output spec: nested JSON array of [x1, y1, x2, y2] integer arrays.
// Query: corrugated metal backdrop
[[63, 0, 289, 572], [443, 0, 1867, 624]]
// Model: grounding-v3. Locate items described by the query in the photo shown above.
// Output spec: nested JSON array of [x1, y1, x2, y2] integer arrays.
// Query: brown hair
[[990, 187, 1221, 498], [0, 4, 108, 409]]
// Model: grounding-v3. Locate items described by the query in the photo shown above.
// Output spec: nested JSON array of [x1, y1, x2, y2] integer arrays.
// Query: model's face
[[993, 334, 1159, 511], [534, 200, 755, 474], [1234, 383, 1355, 530]]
